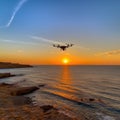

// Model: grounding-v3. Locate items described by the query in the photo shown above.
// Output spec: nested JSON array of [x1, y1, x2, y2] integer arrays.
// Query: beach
[[0, 78, 78, 120], [0, 72, 79, 120]]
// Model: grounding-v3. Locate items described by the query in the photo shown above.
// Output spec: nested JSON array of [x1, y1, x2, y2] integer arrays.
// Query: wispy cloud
[[96, 49, 120, 56], [0, 0, 28, 28], [30, 35, 64, 44], [30, 35, 92, 50], [0, 39, 38, 46]]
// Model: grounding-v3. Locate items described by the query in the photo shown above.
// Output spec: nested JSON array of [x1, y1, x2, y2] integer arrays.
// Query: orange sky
[[0, 43, 120, 65]]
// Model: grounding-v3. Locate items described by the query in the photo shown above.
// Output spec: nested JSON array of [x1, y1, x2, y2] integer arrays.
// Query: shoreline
[[0, 71, 119, 120], [0, 74, 79, 120], [0, 73, 16, 79]]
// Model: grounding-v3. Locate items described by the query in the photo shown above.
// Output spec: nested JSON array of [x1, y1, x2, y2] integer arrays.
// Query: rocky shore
[[0, 73, 15, 79], [0, 74, 79, 120], [0, 62, 32, 69]]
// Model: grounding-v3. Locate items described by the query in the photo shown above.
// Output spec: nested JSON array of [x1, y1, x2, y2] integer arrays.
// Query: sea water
[[0, 65, 120, 119]]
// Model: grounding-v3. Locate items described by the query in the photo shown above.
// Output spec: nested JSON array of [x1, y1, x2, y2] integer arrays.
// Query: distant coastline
[[0, 62, 32, 69]]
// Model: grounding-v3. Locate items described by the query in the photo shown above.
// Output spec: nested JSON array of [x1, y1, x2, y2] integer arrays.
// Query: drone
[[53, 43, 74, 51]]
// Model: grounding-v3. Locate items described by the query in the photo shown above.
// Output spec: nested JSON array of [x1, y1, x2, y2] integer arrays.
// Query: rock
[[13, 96, 32, 105], [10, 86, 39, 96], [89, 98, 95, 102], [40, 105, 57, 112], [0, 82, 14, 86], [0, 83, 80, 120], [0, 73, 15, 79], [80, 97, 104, 104], [38, 84, 45, 87]]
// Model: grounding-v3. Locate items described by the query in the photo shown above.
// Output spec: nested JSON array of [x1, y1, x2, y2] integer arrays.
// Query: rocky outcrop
[[40, 105, 57, 112], [10, 86, 40, 96], [0, 62, 32, 69], [80, 98, 104, 103], [0, 82, 14, 86], [0, 73, 15, 79], [0, 83, 79, 120]]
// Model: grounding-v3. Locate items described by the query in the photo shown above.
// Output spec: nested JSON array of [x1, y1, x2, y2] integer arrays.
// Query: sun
[[62, 58, 69, 64]]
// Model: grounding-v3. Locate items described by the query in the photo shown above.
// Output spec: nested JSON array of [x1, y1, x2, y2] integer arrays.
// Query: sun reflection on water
[[51, 66, 78, 101], [61, 66, 72, 85]]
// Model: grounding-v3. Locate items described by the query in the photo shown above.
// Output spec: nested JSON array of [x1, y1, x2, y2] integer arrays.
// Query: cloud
[[96, 49, 120, 56], [30, 35, 64, 44], [0, 39, 39, 46], [30, 35, 92, 51], [0, 0, 28, 28]]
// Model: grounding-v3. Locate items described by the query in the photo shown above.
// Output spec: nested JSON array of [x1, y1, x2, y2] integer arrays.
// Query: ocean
[[0, 65, 120, 120]]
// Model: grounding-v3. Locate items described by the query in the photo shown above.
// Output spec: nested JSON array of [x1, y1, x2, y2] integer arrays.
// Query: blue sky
[[0, 0, 120, 64], [0, 0, 120, 40]]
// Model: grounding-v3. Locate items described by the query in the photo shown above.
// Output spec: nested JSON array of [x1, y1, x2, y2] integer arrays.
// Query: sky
[[0, 0, 120, 65]]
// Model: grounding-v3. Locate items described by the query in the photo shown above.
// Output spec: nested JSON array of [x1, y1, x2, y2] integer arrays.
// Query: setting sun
[[62, 58, 69, 64]]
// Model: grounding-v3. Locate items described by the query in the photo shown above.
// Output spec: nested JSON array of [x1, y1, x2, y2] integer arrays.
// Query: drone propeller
[[66, 43, 74, 47]]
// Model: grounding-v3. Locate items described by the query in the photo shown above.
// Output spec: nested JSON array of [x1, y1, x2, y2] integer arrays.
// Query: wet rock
[[0, 82, 80, 120], [10, 86, 39, 96], [0, 73, 15, 79], [40, 105, 57, 112], [89, 98, 95, 102], [38, 84, 45, 87], [13, 96, 32, 105], [80, 98, 104, 104], [0, 82, 14, 86]]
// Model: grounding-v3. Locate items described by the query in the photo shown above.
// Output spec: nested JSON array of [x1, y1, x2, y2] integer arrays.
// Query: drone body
[[53, 44, 74, 51]]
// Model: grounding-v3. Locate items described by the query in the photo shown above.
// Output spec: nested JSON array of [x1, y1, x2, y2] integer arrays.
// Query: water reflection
[[50, 66, 78, 101], [61, 66, 72, 85], [57, 66, 74, 93]]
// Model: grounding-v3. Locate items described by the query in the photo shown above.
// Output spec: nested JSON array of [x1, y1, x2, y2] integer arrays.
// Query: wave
[[41, 90, 98, 109]]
